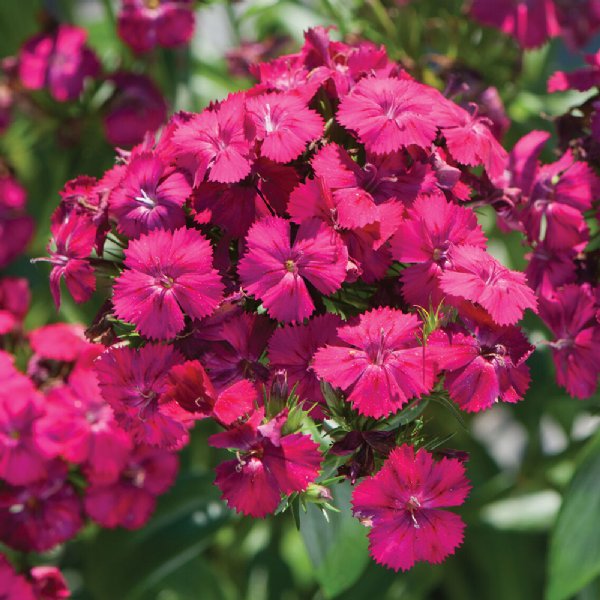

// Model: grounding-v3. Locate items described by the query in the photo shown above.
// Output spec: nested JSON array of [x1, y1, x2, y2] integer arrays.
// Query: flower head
[[113, 227, 224, 340], [352, 445, 470, 572]]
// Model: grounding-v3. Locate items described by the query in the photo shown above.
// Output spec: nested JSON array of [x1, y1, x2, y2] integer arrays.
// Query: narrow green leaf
[[547, 428, 600, 600]]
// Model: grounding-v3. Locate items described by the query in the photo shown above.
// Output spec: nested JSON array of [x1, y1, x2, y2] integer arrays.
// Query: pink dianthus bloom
[[470, 0, 561, 49], [112, 227, 224, 340], [0, 277, 30, 334], [18, 24, 100, 102], [268, 313, 341, 412], [245, 92, 324, 163], [390, 195, 486, 308], [29, 566, 71, 600], [440, 245, 537, 326], [96, 344, 191, 448], [312, 308, 436, 418], [0, 351, 50, 486], [110, 151, 191, 238], [0, 176, 34, 269], [0, 556, 36, 600], [210, 409, 322, 517], [28, 323, 93, 363], [118, 0, 195, 54], [36, 365, 132, 484], [432, 325, 533, 412], [103, 73, 167, 148], [540, 284, 600, 399], [84, 445, 178, 529], [0, 463, 83, 552], [352, 445, 470, 572], [39, 216, 96, 309], [239, 216, 348, 323], [172, 94, 252, 184], [442, 104, 508, 179], [337, 77, 450, 154]]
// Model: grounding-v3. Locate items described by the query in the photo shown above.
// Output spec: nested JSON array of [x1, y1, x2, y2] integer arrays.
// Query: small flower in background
[[352, 445, 470, 571], [117, 0, 196, 54], [18, 24, 100, 102], [103, 73, 167, 147], [0, 174, 34, 268]]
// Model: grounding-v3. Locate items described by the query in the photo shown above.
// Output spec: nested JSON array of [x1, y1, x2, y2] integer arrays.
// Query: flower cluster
[[0, 198, 178, 595], [41, 24, 599, 573]]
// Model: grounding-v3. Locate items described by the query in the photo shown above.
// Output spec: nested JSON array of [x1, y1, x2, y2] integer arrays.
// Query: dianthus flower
[[39, 215, 96, 309], [0, 462, 83, 552], [117, 0, 195, 54], [110, 151, 191, 238], [18, 24, 100, 101], [313, 308, 436, 418], [84, 445, 178, 529], [210, 409, 322, 517], [0, 351, 50, 485], [29, 566, 71, 600], [390, 195, 486, 308], [172, 94, 251, 184], [268, 313, 341, 412], [0, 176, 34, 269], [439, 245, 538, 326], [36, 364, 132, 484], [0, 556, 36, 600], [238, 216, 348, 323], [540, 284, 600, 399], [433, 324, 534, 412], [352, 445, 470, 572], [96, 344, 191, 448], [245, 92, 324, 163], [28, 323, 93, 362], [470, 0, 561, 48], [0, 277, 30, 334], [112, 227, 224, 340], [103, 73, 167, 147], [337, 77, 452, 154]]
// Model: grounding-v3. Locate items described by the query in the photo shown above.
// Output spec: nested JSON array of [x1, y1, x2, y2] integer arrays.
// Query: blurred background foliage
[[1, 1, 600, 599]]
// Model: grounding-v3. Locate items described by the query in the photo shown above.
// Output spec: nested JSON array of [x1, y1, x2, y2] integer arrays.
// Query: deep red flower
[[210, 409, 322, 517]]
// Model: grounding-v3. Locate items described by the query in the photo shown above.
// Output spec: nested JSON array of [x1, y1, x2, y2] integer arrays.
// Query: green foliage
[[547, 430, 600, 600]]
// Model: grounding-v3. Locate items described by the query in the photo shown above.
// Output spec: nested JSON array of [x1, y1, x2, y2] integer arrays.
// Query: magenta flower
[[110, 151, 191, 238], [268, 314, 341, 412], [0, 351, 49, 485], [29, 566, 70, 600], [0, 277, 30, 335], [312, 308, 436, 418], [96, 344, 191, 448], [391, 195, 486, 308], [352, 445, 470, 572], [36, 366, 132, 484], [28, 323, 93, 362], [239, 216, 348, 323], [440, 245, 538, 326], [172, 94, 252, 184], [0, 176, 34, 269], [18, 24, 100, 102], [433, 325, 533, 412], [104, 73, 167, 148], [113, 227, 224, 340], [0, 556, 36, 600], [245, 92, 324, 163], [118, 0, 195, 54], [39, 216, 96, 309], [442, 105, 508, 179], [337, 78, 451, 154], [85, 445, 178, 529], [0, 463, 83, 552], [470, 0, 561, 49], [210, 409, 322, 517], [540, 284, 600, 399]]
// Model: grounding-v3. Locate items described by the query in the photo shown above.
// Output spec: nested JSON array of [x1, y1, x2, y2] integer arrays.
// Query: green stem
[[101, 0, 116, 24]]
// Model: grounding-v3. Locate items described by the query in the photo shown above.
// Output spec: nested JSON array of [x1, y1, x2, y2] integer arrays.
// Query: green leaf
[[300, 481, 370, 599], [84, 472, 232, 600], [547, 428, 600, 600]]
